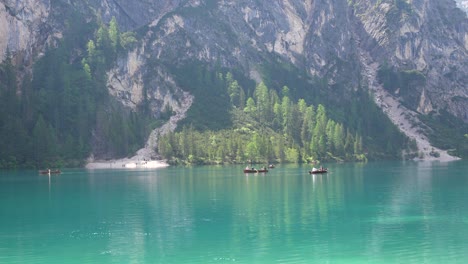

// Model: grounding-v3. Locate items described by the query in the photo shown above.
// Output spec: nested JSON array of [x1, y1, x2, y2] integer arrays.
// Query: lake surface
[[1, 161, 467, 263]]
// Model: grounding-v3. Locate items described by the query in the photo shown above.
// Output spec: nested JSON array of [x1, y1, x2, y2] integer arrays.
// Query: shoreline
[[85, 159, 169, 169], [358, 47, 460, 163], [84, 91, 194, 171], [85, 157, 462, 170]]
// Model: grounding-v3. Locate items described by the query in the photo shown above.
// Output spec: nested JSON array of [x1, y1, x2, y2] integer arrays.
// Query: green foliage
[[386, 0, 413, 24], [258, 61, 310, 101], [226, 72, 246, 109], [345, 87, 407, 159], [109, 17, 119, 51], [159, 75, 367, 165], [420, 110, 468, 158], [0, 15, 150, 168], [171, 63, 233, 131], [1, 3, 442, 167], [255, 54, 405, 160], [120, 32, 138, 50], [377, 64, 426, 109], [244, 98, 256, 114], [160, 58, 412, 164]]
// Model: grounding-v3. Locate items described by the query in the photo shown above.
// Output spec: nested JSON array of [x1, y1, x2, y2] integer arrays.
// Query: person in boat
[[312, 167, 318, 172], [245, 166, 249, 170]]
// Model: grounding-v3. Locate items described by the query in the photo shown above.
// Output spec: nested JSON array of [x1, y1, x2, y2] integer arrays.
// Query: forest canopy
[[158, 73, 366, 165]]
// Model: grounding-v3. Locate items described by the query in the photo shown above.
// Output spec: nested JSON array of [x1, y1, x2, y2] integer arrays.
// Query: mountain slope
[[1, 0, 467, 166]]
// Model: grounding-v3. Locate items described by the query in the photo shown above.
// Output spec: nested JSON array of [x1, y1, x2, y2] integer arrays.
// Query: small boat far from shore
[[244, 168, 268, 173], [309, 167, 328, 174], [39, 169, 61, 175]]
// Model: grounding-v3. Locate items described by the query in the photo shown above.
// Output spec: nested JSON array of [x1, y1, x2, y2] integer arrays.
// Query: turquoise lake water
[[1, 161, 467, 263]]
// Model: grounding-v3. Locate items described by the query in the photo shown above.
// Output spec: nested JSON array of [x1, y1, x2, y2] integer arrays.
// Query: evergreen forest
[[158, 74, 368, 165], [0, 12, 148, 169]]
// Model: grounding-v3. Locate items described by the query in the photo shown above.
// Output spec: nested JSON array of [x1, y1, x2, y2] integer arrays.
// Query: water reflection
[[363, 161, 468, 263], [93, 164, 372, 263], [2, 162, 467, 263]]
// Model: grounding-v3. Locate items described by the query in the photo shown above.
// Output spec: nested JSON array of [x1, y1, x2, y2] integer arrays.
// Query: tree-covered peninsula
[[158, 73, 367, 165]]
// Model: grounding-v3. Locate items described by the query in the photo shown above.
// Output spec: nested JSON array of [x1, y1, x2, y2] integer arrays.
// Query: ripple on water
[[2, 163, 468, 264]]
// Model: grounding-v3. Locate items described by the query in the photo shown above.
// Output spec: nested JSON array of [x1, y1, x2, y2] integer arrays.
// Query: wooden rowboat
[[39, 169, 61, 175], [309, 168, 328, 174], [244, 168, 268, 173]]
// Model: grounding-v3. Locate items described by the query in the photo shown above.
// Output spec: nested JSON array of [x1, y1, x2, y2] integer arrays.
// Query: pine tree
[[254, 82, 270, 122], [244, 97, 256, 114], [333, 123, 345, 156], [109, 17, 119, 52], [326, 120, 336, 152], [228, 78, 241, 107]]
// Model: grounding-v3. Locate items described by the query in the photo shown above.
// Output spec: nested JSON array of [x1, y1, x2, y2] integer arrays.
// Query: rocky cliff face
[[0, 0, 54, 68], [84, 0, 183, 31], [352, 0, 467, 121], [99, 0, 467, 121], [1, 0, 467, 158]]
